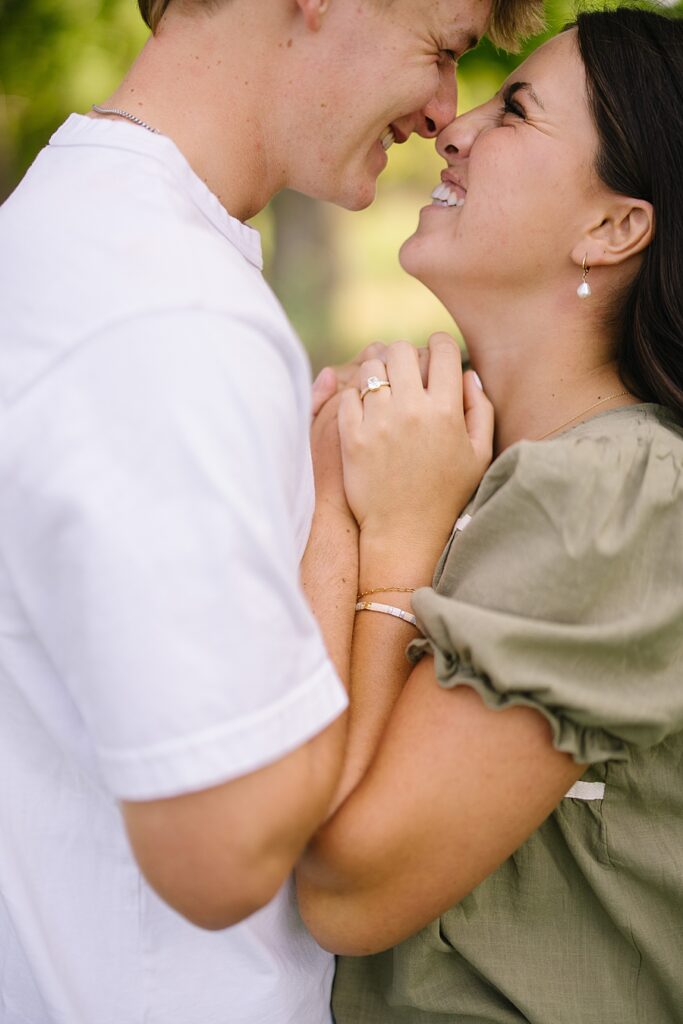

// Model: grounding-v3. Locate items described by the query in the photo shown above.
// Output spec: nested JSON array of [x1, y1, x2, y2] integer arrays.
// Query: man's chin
[[303, 154, 385, 210], [330, 171, 379, 212]]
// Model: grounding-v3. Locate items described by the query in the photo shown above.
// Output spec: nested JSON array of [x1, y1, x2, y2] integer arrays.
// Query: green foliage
[[0, 0, 147, 197]]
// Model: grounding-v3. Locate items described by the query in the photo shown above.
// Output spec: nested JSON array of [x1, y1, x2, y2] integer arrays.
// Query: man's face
[[286, 0, 492, 210]]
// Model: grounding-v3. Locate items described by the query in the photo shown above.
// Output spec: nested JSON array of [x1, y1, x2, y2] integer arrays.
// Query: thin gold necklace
[[536, 391, 630, 441]]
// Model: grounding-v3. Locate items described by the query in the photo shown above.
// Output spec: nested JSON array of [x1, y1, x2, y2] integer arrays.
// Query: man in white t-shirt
[[0, 1, 535, 1021]]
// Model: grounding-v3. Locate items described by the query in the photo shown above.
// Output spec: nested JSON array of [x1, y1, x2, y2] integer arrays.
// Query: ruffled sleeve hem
[[408, 636, 630, 766]]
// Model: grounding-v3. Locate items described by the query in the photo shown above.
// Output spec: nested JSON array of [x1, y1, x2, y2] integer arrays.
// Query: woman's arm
[[301, 341, 437, 814], [297, 656, 585, 955], [325, 334, 493, 807], [303, 340, 424, 689]]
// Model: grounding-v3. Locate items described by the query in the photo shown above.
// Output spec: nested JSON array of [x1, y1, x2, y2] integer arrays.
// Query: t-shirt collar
[[49, 114, 264, 270]]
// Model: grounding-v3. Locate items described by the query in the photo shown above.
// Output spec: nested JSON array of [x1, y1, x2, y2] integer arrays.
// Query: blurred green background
[[0, 0, 652, 369]]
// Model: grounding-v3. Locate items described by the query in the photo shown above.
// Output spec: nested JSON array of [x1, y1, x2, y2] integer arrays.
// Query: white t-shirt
[[0, 114, 347, 1024]]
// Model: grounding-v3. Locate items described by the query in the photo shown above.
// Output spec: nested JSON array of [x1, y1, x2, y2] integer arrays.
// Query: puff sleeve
[[408, 408, 683, 763]]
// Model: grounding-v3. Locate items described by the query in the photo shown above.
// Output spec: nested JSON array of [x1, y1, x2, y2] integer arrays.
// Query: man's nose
[[415, 68, 459, 139]]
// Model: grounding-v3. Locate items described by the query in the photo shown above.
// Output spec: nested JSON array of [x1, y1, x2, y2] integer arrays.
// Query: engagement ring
[[360, 376, 391, 400]]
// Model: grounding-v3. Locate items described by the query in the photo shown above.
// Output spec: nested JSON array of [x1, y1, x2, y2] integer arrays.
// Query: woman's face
[[400, 29, 604, 306]]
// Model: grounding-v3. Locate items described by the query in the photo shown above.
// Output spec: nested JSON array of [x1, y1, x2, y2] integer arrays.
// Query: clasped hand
[[312, 335, 494, 553]]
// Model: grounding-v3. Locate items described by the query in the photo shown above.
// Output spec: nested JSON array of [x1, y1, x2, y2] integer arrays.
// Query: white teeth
[[381, 128, 395, 151], [431, 183, 449, 200], [430, 182, 466, 207]]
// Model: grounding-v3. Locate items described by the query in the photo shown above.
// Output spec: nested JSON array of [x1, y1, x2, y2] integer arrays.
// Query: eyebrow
[[503, 81, 545, 110]]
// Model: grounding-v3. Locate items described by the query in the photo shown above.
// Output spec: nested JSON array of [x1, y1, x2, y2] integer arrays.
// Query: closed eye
[[502, 96, 526, 119], [500, 81, 543, 121]]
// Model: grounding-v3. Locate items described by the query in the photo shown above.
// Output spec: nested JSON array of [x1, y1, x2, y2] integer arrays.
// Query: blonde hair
[[488, 0, 545, 52], [138, 0, 544, 52]]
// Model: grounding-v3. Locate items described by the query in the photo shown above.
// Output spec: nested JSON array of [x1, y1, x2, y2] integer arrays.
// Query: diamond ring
[[360, 376, 391, 400]]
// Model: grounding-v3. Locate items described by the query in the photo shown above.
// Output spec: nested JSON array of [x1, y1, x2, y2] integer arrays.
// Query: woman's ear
[[296, 0, 330, 32], [572, 197, 654, 269]]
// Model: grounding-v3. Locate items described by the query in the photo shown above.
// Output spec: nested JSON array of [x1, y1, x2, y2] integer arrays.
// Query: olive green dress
[[332, 404, 683, 1024]]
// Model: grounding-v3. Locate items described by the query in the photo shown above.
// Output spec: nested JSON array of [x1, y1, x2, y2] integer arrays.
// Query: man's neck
[[99, 6, 290, 221]]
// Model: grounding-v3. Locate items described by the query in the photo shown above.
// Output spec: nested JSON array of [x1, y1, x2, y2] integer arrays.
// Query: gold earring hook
[[582, 253, 590, 280]]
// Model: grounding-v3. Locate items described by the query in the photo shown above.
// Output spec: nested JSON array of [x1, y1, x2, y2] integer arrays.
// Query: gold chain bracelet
[[357, 586, 416, 600]]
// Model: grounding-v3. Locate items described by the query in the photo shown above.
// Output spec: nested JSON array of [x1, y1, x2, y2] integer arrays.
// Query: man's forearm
[[301, 501, 358, 691]]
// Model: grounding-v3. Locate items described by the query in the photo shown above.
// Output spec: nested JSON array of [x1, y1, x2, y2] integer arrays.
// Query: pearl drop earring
[[577, 254, 592, 298]]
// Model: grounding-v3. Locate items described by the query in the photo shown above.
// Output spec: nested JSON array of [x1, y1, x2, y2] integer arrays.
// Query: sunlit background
[[1, 0, 677, 370]]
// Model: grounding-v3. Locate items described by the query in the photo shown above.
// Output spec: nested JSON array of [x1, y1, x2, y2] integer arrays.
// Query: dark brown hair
[[137, 0, 223, 32], [137, 0, 544, 50], [576, 7, 683, 420]]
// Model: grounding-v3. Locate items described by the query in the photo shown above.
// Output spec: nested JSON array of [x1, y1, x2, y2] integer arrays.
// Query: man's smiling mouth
[[380, 127, 395, 151], [380, 124, 408, 151]]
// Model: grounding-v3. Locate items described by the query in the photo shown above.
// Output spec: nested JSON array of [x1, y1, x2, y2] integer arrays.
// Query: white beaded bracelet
[[354, 600, 418, 628]]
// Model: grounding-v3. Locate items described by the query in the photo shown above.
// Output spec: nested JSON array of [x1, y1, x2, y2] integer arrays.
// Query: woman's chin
[[398, 233, 431, 281], [399, 235, 451, 303]]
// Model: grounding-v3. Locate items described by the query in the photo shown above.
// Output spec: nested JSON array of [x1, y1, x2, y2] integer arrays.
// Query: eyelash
[[442, 50, 459, 68], [502, 96, 526, 119]]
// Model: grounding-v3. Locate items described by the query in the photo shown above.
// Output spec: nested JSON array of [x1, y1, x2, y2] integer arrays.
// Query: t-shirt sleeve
[[408, 423, 683, 763], [1, 310, 347, 799]]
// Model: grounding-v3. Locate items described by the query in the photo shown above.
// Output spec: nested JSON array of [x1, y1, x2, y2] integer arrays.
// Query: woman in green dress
[[298, 7, 683, 1022]]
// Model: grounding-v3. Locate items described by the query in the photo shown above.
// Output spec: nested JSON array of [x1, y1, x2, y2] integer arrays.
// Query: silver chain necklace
[[91, 104, 160, 134]]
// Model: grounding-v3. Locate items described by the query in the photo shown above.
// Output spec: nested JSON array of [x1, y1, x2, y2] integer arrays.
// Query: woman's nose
[[436, 104, 489, 159]]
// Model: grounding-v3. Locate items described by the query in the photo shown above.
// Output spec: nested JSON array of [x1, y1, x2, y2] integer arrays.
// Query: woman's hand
[[338, 334, 493, 563], [312, 343, 430, 417]]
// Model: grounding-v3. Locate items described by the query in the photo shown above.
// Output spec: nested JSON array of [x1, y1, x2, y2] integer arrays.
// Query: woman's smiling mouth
[[431, 182, 465, 206], [431, 171, 467, 206]]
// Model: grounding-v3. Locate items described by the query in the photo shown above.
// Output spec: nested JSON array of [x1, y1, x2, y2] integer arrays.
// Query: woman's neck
[[456, 288, 633, 456]]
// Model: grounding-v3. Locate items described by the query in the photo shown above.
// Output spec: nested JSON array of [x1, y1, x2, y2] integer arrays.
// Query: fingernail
[[472, 372, 484, 391]]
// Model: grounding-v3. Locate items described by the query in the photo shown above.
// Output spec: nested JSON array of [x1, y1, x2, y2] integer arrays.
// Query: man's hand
[[311, 366, 339, 417], [310, 391, 354, 521]]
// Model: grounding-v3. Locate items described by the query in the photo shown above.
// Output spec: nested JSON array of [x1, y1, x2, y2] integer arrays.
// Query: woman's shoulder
[[475, 403, 683, 521], [432, 402, 683, 595]]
